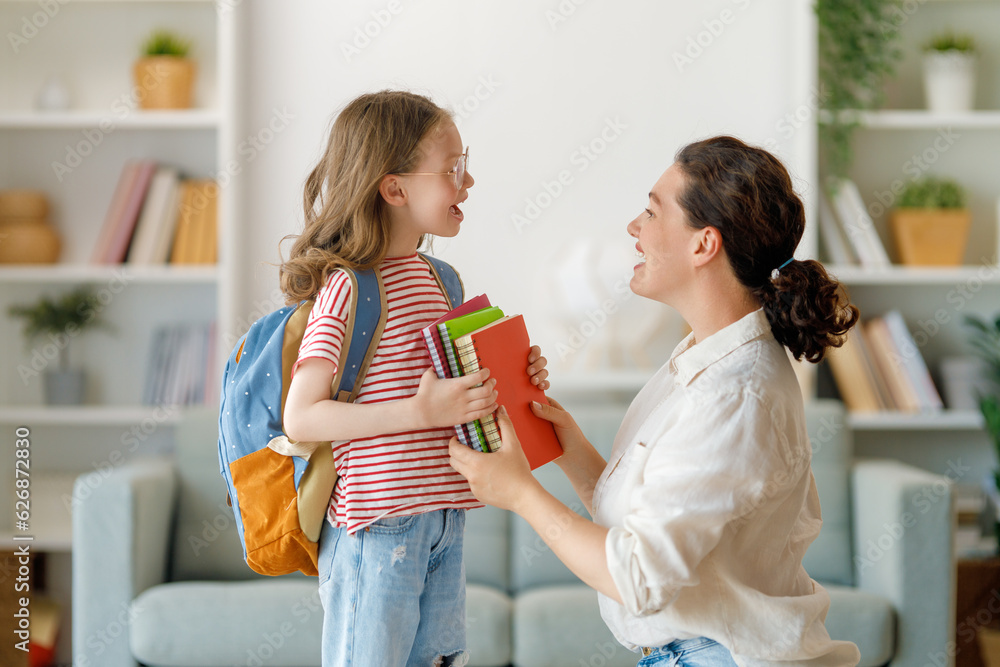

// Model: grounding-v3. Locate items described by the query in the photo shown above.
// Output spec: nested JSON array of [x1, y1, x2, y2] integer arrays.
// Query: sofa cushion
[[131, 580, 322, 666], [466, 583, 513, 667], [512, 584, 637, 667], [465, 505, 510, 590], [171, 408, 271, 582], [131, 580, 512, 667], [824, 584, 895, 667], [802, 400, 854, 586]]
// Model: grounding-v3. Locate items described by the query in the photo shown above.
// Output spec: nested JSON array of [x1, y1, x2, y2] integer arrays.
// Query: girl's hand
[[449, 406, 538, 513], [527, 345, 550, 390], [412, 367, 498, 429]]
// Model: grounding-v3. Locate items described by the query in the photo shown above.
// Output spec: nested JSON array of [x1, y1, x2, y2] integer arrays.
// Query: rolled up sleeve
[[605, 390, 791, 617]]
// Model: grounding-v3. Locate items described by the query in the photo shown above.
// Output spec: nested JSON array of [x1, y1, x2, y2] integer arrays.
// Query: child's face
[[399, 121, 474, 240]]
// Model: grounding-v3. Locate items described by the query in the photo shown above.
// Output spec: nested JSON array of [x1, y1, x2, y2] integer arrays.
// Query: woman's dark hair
[[674, 135, 859, 362]]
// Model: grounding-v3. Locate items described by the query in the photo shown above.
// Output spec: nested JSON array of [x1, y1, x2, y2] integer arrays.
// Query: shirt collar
[[669, 308, 772, 386]]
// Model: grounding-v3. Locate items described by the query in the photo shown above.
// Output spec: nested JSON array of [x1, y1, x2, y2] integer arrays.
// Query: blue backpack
[[218, 253, 463, 576]]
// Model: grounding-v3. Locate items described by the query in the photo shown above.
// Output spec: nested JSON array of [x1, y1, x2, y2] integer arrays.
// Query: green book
[[443, 306, 505, 343]]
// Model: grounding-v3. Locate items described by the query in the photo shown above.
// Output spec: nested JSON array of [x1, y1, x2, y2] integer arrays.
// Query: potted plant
[[8, 287, 110, 405], [923, 32, 977, 113], [889, 177, 970, 266], [816, 0, 904, 180], [133, 29, 195, 110]]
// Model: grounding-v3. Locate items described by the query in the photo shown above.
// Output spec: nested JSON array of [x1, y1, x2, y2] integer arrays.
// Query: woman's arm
[[530, 399, 607, 515], [283, 358, 498, 442], [449, 408, 622, 604]]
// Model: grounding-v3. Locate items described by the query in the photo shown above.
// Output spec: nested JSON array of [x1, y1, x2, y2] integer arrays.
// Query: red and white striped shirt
[[295, 253, 482, 533]]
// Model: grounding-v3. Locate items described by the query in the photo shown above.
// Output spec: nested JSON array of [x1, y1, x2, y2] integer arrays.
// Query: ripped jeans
[[317, 509, 468, 667]]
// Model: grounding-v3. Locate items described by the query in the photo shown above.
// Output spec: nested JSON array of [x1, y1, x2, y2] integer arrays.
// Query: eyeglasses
[[395, 147, 469, 190]]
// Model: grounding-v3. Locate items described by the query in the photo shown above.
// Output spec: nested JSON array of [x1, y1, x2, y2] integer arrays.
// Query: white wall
[[235, 0, 816, 374]]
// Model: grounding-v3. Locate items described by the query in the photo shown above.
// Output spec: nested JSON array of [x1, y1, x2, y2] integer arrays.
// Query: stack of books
[[826, 310, 944, 413], [91, 159, 218, 265], [818, 178, 891, 268], [143, 321, 217, 406], [421, 294, 562, 470]]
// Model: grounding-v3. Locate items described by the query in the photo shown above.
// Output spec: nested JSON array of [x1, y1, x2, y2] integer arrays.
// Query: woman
[[450, 136, 862, 666]]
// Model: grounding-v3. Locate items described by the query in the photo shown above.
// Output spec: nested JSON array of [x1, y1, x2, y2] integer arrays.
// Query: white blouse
[[592, 309, 860, 666]]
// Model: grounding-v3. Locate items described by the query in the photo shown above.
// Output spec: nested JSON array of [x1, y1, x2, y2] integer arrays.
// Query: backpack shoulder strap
[[332, 266, 387, 403], [418, 253, 464, 309]]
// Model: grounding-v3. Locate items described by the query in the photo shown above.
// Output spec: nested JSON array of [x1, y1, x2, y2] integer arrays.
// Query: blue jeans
[[317, 508, 468, 667], [638, 637, 738, 667]]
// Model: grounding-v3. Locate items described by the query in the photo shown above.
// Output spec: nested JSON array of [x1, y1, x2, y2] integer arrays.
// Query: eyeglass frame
[[393, 146, 469, 190]]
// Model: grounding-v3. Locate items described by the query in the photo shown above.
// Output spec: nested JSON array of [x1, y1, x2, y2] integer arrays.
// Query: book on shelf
[[127, 166, 181, 264], [91, 160, 218, 266], [143, 322, 216, 406], [170, 179, 219, 265], [422, 298, 562, 469], [817, 189, 858, 266], [827, 178, 891, 269], [825, 311, 944, 414]]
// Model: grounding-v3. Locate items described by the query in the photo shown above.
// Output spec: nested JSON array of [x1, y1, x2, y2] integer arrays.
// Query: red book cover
[[104, 160, 158, 263], [461, 314, 562, 469]]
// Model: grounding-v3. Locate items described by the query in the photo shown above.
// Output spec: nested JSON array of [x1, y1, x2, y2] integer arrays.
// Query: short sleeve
[[293, 271, 352, 376], [605, 389, 797, 617]]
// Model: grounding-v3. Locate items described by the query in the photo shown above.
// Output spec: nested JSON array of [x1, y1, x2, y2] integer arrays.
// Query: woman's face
[[626, 163, 698, 304]]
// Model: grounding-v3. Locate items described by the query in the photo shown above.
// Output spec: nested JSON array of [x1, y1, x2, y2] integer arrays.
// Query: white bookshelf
[[816, 0, 1000, 469], [0, 1, 239, 661]]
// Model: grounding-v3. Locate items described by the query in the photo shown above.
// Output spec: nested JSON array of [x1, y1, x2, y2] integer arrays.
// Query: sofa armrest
[[72, 458, 177, 667], [852, 459, 956, 666]]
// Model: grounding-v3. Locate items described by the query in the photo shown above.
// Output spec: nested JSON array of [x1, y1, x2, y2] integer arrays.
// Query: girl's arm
[[530, 399, 607, 515], [449, 407, 622, 603], [283, 357, 499, 443]]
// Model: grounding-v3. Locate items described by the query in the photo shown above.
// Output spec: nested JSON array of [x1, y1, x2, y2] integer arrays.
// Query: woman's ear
[[692, 225, 723, 267], [379, 175, 407, 207]]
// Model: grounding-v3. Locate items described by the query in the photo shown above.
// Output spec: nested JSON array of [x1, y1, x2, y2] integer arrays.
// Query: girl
[[451, 136, 862, 666], [280, 90, 549, 667]]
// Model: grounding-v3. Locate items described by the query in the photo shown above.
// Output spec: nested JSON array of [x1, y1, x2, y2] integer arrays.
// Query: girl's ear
[[379, 175, 407, 207]]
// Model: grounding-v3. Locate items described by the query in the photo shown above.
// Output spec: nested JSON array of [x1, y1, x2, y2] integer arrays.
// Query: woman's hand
[[527, 345, 550, 390], [411, 367, 498, 429], [449, 406, 539, 513], [530, 397, 588, 460]]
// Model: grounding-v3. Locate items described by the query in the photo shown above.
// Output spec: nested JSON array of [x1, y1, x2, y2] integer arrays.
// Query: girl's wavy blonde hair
[[279, 90, 452, 303]]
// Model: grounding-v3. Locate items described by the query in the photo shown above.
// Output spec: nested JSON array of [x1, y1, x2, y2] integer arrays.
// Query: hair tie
[[770, 258, 794, 281]]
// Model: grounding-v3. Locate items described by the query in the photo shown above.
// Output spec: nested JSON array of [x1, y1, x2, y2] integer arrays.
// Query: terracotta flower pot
[[133, 56, 196, 109], [889, 208, 970, 266]]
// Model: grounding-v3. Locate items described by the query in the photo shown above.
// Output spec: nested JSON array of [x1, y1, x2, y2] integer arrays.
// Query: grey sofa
[[72, 399, 955, 666]]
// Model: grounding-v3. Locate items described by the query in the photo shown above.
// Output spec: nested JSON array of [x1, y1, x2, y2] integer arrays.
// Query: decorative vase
[[133, 56, 196, 109], [35, 75, 71, 111], [923, 51, 977, 113], [0, 190, 61, 264], [889, 208, 970, 266], [43, 369, 85, 405]]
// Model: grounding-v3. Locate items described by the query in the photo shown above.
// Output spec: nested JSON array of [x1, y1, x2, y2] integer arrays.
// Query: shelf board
[[0, 405, 187, 426], [826, 264, 1000, 285], [0, 264, 219, 284], [820, 109, 1000, 129], [0, 109, 222, 130], [0, 473, 77, 553], [848, 409, 984, 430]]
